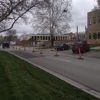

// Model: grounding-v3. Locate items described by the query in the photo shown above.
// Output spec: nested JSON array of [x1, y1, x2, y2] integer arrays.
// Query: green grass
[[89, 44, 100, 48], [91, 49, 100, 51], [0, 50, 100, 100], [41, 46, 54, 49]]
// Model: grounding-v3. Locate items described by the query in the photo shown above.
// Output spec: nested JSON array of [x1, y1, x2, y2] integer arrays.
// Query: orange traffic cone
[[39, 45, 43, 54], [54, 48, 59, 56], [40, 50, 43, 54], [78, 48, 84, 59], [32, 46, 35, 52], [24, 46, 26, 51], [19, 46, 20, 50]]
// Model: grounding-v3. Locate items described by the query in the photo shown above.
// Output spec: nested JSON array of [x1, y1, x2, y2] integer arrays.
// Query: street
[[1, 47, 100, 99]]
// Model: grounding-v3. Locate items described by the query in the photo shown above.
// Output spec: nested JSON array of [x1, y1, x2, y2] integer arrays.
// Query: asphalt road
[[1, 47, 100, 99]]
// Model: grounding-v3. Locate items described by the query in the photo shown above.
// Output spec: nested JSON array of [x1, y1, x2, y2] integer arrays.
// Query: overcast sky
[[13, 0, 97, 36]]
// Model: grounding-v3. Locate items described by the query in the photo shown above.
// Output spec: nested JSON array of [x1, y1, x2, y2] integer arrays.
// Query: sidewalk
[[91, 46, 100, 50]]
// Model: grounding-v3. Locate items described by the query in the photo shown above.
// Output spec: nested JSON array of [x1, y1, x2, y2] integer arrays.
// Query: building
[[76, 32, 86, 41], [87, 11, 100, 44], [19, 32, 87, 46], [20, 33, 77, 45], [20, 33, 72, 41]]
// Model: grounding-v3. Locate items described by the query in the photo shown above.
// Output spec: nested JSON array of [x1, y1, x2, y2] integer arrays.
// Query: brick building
[[20, 33, 76, 45], [87, 11, 100, 44]]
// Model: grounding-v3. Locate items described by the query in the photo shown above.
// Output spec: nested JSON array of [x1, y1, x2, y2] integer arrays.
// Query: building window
[[40, 36, 42, 40], [98, 16, 100, 23], [98, 33, 100, 39], [46, 36, 47, 40], [48, 36, 50, 40], [43, 36, 45, 40], [93, 17, 96, 24], [35, 36, 36, 40], [89, 33, 92, 39], [55, 36, 57, 40], [89, 17, 92, 25]]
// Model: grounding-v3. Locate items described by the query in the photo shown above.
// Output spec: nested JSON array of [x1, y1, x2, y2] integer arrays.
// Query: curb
[[5, 50, 100, 99]]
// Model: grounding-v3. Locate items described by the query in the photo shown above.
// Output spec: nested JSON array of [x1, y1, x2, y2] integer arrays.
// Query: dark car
[[41, 44, 46, 47], [2, 42, 10, 48], [72, 41, 90, 53], [55, 43, 70, 51]]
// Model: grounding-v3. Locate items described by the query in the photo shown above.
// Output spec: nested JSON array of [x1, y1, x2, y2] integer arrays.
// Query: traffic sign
[[0, 36, 3, 40], [38, 37, 41, 41]]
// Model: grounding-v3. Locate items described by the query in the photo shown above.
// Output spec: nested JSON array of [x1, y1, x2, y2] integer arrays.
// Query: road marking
[[55, 58, 71, 62]]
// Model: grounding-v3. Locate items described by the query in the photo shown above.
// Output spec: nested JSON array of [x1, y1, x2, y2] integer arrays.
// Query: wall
[[87, 11, 100, 44]]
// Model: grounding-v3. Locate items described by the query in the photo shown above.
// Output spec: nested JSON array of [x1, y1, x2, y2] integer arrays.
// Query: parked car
[[55, 43, 70, 51], [41, 44, 46, 47], [72, 41, 90, 53], [2, 42, 10, 48]]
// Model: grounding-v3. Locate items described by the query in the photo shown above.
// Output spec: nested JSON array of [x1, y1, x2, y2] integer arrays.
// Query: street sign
[[0, 36, 3, 40], [38, 37, 41, 41]]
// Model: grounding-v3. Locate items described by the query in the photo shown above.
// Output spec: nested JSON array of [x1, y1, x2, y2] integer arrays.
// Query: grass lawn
[[0, 50, 99, 100], [91, 49, 100, 52], [89, 44, 100, 48]]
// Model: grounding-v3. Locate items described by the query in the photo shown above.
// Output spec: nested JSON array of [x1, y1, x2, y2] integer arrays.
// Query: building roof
[[17, 38, 36, 45]]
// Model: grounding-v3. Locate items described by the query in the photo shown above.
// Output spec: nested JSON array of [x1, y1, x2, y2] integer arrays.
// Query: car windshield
[[73, 43, 82, 46], [56, 44, 63, 46]]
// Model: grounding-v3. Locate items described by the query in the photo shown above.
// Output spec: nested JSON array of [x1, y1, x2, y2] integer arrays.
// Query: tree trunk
[[51, 39, 54, 47]]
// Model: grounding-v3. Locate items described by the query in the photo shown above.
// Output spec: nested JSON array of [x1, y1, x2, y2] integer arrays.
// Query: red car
[[72, 41, 90, 53]]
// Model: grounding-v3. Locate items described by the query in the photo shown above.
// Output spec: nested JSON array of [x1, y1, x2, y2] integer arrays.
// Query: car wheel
[[62, 48, 64, 51], [82, 49, 85, 53], [88, 48, 90, 51], [73, 51, 75, 53]]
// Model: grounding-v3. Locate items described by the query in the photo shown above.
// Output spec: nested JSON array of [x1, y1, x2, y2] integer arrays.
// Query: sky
[[13, 0, 97, 36]]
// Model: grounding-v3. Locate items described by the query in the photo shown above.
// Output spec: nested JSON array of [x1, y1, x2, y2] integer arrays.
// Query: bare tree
[[92, 0, 100, 26], [5, 29, 17, 42], [97, 0, 100, 7], [32, 0, 72, 46], [0, 0, 48, 33]]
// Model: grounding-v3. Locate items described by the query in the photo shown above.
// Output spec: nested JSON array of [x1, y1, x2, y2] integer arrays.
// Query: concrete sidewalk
[[91, 46, 100, 49]]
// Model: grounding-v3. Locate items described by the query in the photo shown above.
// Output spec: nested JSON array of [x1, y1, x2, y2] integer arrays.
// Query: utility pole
[[85, 26, 87, 41], [76, 26, 78, 41]]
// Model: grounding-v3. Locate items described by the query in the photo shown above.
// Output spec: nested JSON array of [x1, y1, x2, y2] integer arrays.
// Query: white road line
[[55, 58, 71, 62]]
